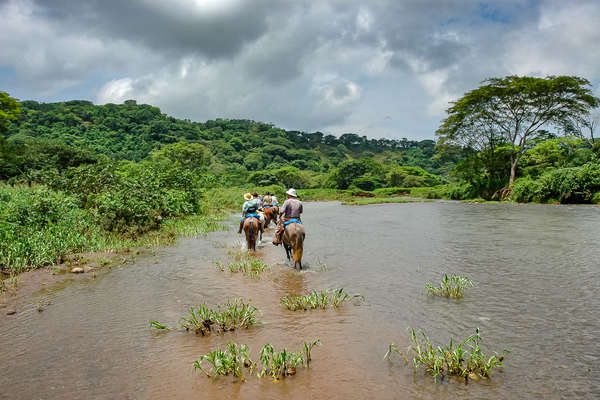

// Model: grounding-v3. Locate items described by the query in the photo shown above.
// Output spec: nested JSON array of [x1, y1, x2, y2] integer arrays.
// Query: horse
[[282, 222, 305, 269], [262, 207, 275, 227], [243, 216, 262, 251]]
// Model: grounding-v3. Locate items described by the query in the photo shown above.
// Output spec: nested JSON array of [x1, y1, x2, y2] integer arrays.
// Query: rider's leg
[[238, 219, 244, 234], [272, 217, 284, 245]]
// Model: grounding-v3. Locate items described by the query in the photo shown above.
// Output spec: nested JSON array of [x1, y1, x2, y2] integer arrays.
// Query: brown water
[[2, 201, 599, 399]]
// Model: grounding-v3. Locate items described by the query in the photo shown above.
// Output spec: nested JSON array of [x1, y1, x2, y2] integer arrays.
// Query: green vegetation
[[193, 340, 321, 382], [385, 328, 508, 382], [149, 320, 170, 330], [215, 251, 268, 278], [194, 343, 256, 381], [437, 75, 600, 200], [280, 288, 364, 311], [341, 197, 425, 206], [2, 76, 600, 273], [258, 340, 322, 381], [179, 298, 260, 335], [425, 274, 474, 298]]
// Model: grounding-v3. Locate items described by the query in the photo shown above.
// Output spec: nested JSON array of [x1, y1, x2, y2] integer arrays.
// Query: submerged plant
[[180, 298, 260, 335], [425, 273, 473, 298], [385, 327, 509, 382], [216, 251, 268, 277], [193, 340, 321, 382], [280, 288, 364, 311], [149, 320, 170, 330]]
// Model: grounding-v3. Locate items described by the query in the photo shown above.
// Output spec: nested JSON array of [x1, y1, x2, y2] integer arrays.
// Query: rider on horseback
[[238, 192, 259, 234], [263, 192, 273, 208], [272, 188, 302, 246]]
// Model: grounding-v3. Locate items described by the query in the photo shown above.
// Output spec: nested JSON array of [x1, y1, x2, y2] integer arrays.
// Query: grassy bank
[[0, 183, 291, 276], [340, 197, 429, 206]]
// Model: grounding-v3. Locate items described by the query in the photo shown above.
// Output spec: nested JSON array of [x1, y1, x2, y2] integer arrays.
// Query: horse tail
[[247, 220, 256, 251], [292, 226, 304, 266]]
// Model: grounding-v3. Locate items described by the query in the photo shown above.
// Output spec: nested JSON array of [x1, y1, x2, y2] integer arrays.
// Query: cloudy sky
[[1, 0, 600, 140]]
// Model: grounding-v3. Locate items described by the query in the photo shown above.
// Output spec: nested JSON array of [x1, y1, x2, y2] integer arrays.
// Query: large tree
[[436, 76, 599, 189]]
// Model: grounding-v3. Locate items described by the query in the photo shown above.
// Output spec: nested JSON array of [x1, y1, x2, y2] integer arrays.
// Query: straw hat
[[286, 188, 297, 197], [244, 193, 252, 200]]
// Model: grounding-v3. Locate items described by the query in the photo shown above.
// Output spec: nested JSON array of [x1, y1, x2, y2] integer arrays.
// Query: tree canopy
[[0, 91, 21, 135], [436, 75, 599, 188]]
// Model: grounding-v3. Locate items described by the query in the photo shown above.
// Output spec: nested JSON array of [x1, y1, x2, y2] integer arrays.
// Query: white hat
[[286, 188, 297, 197]]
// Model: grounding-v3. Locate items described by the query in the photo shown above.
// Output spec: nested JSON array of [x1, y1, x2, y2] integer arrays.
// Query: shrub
[[0, 185, 104, 272], [531, 162, 600, 203], [351, 175, 384, 191], [511, 177, 543, 203]]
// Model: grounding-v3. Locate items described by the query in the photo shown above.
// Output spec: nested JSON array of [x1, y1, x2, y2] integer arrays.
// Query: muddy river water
[[2, 201, 599, 399]]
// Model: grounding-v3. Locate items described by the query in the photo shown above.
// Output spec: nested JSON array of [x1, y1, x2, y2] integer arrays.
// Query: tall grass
[[193, 340, 322, 382], [179, 298, 260, 335], [280, 288, 364, 311], [0, 184, 226, 274], [385, 327, 508, 382], [425, 273, 474, 298], [215, 251, 268, 278]]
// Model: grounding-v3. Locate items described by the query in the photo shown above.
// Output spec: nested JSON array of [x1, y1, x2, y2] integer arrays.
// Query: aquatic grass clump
[[385, 328, 509, 382], [179, 298, 260, 335], [258, 339, 322, 381], [215, 251, 268, 278], [425, 273, 473, 298], [194, 343, 256, 381], [280, 288, 364, 311], [193, 340, 321, 382]]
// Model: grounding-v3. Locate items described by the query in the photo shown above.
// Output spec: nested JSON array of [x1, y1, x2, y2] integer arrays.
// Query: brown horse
[[282, 222, 305, 269], [263, 207, 275, 227], [243, 217, 262, 251]]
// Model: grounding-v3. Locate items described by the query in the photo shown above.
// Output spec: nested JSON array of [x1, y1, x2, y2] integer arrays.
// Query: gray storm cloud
[[1, 0, 600, 139]]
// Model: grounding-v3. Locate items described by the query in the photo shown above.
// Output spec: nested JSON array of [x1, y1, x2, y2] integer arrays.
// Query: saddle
[[283, 218, 302, 227], [241, 212, 260, 223]]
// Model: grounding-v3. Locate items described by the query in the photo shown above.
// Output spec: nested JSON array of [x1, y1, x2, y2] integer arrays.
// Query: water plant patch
[[385, 327, 509, 382], [280, 288, 364, 311], [193, 340, 322, 382], [425, 273, 473, 298], [180, 298, 260, 335], [149, 298, 260, 335], [215, 251, 268, 278]]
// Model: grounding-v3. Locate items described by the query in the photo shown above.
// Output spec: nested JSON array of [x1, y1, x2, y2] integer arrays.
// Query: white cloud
[[2, 0, 600, 140]]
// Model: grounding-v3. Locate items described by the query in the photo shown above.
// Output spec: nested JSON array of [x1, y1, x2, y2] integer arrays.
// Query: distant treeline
[[6, 99, 456, 172]]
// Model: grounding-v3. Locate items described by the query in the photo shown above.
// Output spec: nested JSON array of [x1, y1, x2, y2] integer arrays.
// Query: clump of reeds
[[179, 298, 260, 335], [258, 339, 322, 381], [193, 343, 256, 381], [385, 327, 509, 382], [215, 251, 268, 278], [425, 273, 473, 298], [193, 340, 322, 382], [280, 288, 364, 311]]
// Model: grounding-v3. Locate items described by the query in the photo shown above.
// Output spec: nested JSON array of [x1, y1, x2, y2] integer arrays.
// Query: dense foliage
[[2, 74, 600, 272], [437, 75, 599, 191]]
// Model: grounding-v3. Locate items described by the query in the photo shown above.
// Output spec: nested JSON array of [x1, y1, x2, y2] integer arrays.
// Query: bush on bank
[[512, 162, 600, 203]]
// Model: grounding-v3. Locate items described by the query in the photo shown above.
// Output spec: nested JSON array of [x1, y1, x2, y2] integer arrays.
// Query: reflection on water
[[1, 202, 600, 399]]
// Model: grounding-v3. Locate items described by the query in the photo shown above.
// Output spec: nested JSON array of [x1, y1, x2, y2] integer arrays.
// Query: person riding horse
[[238, 192, 260, 234], [272, 188, 302, 246]]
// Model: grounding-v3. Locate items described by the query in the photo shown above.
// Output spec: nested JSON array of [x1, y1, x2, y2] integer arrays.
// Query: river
[[1, 201, 599, 399]]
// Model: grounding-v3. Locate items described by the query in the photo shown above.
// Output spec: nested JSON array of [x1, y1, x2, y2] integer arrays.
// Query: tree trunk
[[509, 157, 519, 186]]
